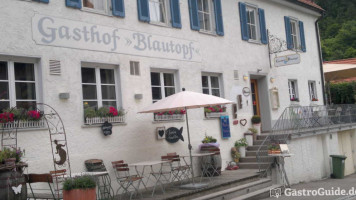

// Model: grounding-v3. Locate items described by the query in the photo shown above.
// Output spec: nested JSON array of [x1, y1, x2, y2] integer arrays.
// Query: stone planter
[[63, 188, 96, 200], [238, 146, 246, 158], [244, 133, 254, 146], [253, 123, 261, 135]]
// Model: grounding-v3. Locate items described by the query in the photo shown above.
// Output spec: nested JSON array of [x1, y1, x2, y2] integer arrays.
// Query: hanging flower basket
[[154, 109, 186, 121], [85, 116, 125, 125]]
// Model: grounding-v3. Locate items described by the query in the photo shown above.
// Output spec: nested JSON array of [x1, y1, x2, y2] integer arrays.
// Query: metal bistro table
[[180, 152, 215, 188], [129, 160, 171, 197], [70, 171, 114, 200], [268, 154, 294, 188]]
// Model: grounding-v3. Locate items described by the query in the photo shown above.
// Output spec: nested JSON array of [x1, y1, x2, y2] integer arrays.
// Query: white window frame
[[198, 0, 216, 33], [130, 61, 140, 76], [151, 70, 178, 103], [82, 0, 110, 15], [81, 64, 120, 109], [290, 18, 301, 50], [246, 4, 260, 42], [0, 60, 39, 110], [288, 80, 298, 101], [201, 73, 223, 97], [149, 0, 171, 26], [308, 81, 317, 101]]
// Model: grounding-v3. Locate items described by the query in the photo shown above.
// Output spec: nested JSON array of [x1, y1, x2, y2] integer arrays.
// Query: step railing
[[256, 104, 356, 175]]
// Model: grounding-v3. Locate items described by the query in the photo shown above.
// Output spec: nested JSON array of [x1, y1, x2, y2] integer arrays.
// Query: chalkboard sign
[[165, 127, 184, 143], [220, 116, 231, 138], [102, 121, 113, 136]]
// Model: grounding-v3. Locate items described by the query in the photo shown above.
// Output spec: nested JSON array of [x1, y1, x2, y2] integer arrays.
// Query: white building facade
[[0, 0, 333, 187]]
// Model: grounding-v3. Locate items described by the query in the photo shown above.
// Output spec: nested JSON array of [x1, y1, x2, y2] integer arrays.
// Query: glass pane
[[100, 69, 115, 84], [202, 76, 208, 87], [16, 101, 36, 110], [203, 0, 209, 12], [101, 85, 116, 100], [210, 76, 219, 88], [149, 0, 165, 23], [15, 82, 36, 100], [102, 101, 117, 108], [247, 10, 251, 23], [163, 73, 175, 87], [0, 82, 9, 100], [251, 25, 257, 40], [151, 72, 161, 86], [203, 89, 209, 95], [83, 0, 94, 8], [212, 89, 220, 97], [249, 10, 255, 24], [82, 85, 97, 100], [14, 63, 35, 81], [83, 101, 98, 109], [0, 101, 9, 112], [83, 0, 105, 10], [199, 12, 204, 29], [204, 13, 211, 31], [0, 62, 8, 80], [82, 68, 96, 83], [165, 87, 175, 97], [198, 0, 203, 11], [152, 87, 162, 100]]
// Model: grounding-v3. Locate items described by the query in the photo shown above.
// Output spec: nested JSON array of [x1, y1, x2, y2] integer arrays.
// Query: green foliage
[[268, 144, 281, 151], [63, 176, 96, 191], [0, 147, 25, 163], [329, 82, 356, 104], [251, 115, 261, 124], [315, 0, 356, 61], [231, 147, 241, 162], [234, 138, 248, 147], [84, 107, 97, 118], [248, 127, 258, 134], [202, 135, 217, 143]]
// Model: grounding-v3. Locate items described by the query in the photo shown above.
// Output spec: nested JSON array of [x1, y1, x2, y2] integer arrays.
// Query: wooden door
[[250, 79, 260, 116]]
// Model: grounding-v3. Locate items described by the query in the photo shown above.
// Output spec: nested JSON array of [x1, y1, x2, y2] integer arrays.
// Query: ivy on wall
[[329, 82, 356, 104]]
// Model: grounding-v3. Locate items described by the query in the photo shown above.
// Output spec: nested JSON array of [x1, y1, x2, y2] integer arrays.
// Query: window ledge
[[81, 8, 112, 17], [15, 127, 48, 132], [198, 30, 217, 36], [247, 39, 262, 45], [149, 22, 172, 29], [82, 122, 127, 128]]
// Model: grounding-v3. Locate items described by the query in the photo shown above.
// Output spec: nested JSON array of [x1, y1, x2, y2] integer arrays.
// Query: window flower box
[[154, 109, 186, 121], [205, 112, 228, 118], [204, 106, 227, 118], [1, 119, 46, 129], [85, 116, 125, 125], [290, 98, 299, 102], [312, 98, 318, 102], [0, 109, 45, 129]]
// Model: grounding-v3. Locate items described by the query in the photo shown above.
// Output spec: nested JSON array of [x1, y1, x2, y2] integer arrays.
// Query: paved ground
[[264, 173, 356, 200]]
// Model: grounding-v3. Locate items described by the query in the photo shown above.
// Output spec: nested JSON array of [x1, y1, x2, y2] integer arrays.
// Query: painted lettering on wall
[[32, 14, 201, 62]]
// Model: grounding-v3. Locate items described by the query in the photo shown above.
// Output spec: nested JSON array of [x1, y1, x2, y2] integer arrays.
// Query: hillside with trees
[[315, 0, 356, 61]]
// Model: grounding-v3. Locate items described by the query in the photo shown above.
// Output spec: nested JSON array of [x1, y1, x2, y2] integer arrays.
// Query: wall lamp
[[270, 77, 276, 83], [243, 74, 249, 81]]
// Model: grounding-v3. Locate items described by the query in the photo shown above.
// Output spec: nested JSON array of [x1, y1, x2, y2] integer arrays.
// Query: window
[[82, 0, 109, 14], [308, 81, 317, 101], [288, 80, 298, 101], [149, 0, 170, 24], [81, 67, 118, 109], [198, 0, 215, 32], [130, 61, 140, 76], [290, 19, 300, 50], [246, 6, 258, 41], [0, 61, 37, 111], [202, 75, 221, 97], [151, 71, 176, 103]]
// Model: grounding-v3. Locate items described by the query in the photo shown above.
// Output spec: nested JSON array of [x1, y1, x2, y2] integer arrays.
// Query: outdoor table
[[66, 171, 113, 200], [268, 154, 294, 188], [180, 153, 215, 183], [129, 160, 171, 197]]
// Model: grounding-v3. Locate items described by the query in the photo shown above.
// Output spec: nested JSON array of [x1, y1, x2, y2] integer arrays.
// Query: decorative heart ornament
[[240, 119, 247, 126], [158, 130, 164, 137]]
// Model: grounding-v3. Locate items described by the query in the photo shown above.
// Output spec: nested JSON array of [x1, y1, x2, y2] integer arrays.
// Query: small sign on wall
[[101, 121, 113, 136], [220, 116, 231, 139], [156, 127, 166, 140], [274, 54, 300, 67], [165, 127, 184, 143]]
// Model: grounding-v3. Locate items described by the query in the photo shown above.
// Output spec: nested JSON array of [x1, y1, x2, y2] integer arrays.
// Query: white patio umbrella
[[139, 89, 233, 188]]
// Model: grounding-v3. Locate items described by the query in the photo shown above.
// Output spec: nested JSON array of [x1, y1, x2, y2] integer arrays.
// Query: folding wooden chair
[[25, 173, 60, 200], [166, 153, 190, 184], [112, 160, 143, 200]]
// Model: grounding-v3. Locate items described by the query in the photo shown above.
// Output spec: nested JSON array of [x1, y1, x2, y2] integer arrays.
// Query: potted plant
[[63, 175, 96, 200], [235, 138, 248, 158], [251, 115, 261, 135], [268, 144, 281, 154], [290, 97, 299, 102], [204, 105, 227, 118], [0, 147, 25, 166], [247, 127, 258, 143], [231, 147, 241, 163], [84, 104, 125, 125], [154, 109, 186, 121]]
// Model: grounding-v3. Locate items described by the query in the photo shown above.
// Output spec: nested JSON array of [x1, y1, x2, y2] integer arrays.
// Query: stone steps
[[240, 156, 274, 163], [231, 184, 283, 200], [237, 162, 271, 169]]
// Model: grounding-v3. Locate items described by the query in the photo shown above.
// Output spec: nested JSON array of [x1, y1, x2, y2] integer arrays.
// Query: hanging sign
[[220, 116, 231, 138], [274, 54, 300, 67], [102, 121, 113, 136], [242, 87, 251, 97], [165, 127, 184, 143]]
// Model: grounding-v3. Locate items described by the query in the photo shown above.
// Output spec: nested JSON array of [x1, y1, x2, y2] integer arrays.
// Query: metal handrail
[[256, 104, 356, 173]]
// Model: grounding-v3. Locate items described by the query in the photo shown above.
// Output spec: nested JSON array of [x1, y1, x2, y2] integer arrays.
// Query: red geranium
[[109, 107, 118, 116], [0, 112, 14, 123], [28, 110, 41, 120]]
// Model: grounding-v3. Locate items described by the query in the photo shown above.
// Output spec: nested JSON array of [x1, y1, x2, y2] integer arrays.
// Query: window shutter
[[299, 21, 306, 52], [137, 0, 150, 22], [188, 0, 200, 31], [65, 0, 81, 9], [213, 0, 224, 36], [170, 0, 182, 28], [112, 0, 125, 17], [258, 8, 267, 44], [38, 0, 49, 3], [284, 16, 293, 50], [238, 2, 248, 41]]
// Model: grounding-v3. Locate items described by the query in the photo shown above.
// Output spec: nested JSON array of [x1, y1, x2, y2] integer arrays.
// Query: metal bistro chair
[[112, 160, 143, 200], [26, 173, 59, 200], [166, 153, 190, 184]]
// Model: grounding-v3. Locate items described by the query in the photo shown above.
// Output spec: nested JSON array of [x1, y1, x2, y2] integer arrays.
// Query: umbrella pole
[[185, 107, 195, 185]]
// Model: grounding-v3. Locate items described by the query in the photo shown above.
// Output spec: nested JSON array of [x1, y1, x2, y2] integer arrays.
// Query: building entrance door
[[250, 79, 260, 116]]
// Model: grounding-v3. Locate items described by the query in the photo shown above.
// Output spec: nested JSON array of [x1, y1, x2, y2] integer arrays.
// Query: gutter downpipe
[[315, 12, 326, 105]]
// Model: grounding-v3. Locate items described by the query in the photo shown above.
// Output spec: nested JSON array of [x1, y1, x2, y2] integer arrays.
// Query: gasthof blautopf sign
[[32, 14, 201, 62]]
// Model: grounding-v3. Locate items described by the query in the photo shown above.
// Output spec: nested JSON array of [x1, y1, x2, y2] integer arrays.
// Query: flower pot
[[244, 134, 253, 146], [253, 123, 261, 135], [238, 147, 246, 158], [5, 158, 16, 166], [272, 150, 281, 154], [233, 158, 239, 163], [268, 150, 272, 155], [63, 188, 96, 200]]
